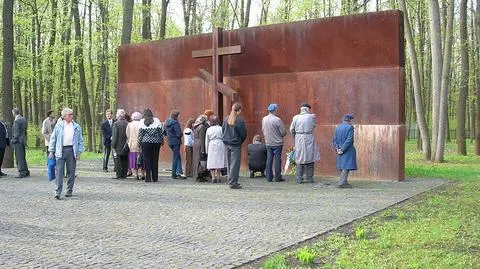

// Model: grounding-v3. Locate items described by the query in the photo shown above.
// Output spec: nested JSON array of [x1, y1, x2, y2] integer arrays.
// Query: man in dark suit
[[0, 119, 10, 177], [111, 109, 129, 179], [101, 109, 114, 172], [11, 108, 30, 178]]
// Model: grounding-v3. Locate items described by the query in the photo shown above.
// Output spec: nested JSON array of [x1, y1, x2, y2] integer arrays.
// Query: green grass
[[262, 140, 480, 268], [25, 148, 102, 166]]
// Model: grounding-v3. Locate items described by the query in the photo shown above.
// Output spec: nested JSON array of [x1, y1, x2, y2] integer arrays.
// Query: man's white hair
[[116, 109, 126, 120], [61, 108, 73, 117]]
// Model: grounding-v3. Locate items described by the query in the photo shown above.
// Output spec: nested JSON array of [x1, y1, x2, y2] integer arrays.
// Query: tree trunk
[[190, 0, 198, 34], [73, 0, 94, 151], [45, 0, 58, 112], [260, 0, 270, 24], [476, 0, 480, 155], [58, 2, 72, 112], [457, 0, 469, 155], [121, 0, 134, 45], [435, 0, 454, 162], [429, 0, 442, 160], [88, 0, 96, 151], [399, 0, 431, 160], [97, 0, 110, 152], [159, 0, 170, 39], [243, 0, 251, 28], [142, 0, 152, 40], [2, 0, 15, 168]]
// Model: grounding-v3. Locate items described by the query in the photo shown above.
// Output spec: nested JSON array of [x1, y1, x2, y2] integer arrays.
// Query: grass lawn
[[25, 148, 102, 166], [259, 140, 480, 269]]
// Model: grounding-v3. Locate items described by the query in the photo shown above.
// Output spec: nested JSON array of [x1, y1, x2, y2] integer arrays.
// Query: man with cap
[[289, 102, 320, 183], [262, 103, 287, 182], [332, 114, 357, 188]]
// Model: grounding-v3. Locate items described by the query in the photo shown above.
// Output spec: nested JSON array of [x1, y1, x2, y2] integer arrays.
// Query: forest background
[[1, 0, 479, 166]]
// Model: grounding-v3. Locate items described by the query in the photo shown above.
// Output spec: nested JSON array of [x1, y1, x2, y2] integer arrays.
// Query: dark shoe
[[126, 172, 133, 177], [261, 172, 266, 177], [0, 172, 7, 176], [230, 184, 242, 189], [65, 192, 72, 197], [275, 178, 285, 182], [141, 176, 146, 181], [196, 177, 207, 182], [136, 176, 140, 180], [103, 169, 108, 173], [338, 183, 353, 189], [267, 179, 273, 182], [249, 171, 254, 178], [54, 194, 61, 200], [171, 175, 178, 179], [176, 174, 187, 179]]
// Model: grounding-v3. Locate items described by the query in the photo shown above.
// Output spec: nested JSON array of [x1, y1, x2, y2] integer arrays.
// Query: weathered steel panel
[[118, 10, 405, 180], [119, 10, 403, 82]]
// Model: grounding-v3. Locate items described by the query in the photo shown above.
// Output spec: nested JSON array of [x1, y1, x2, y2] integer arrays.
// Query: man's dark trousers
[[266, 145, 283, 181], [0, 147, 5, 174], [13, 143, 29, 176], [103, 146, 111, 170]]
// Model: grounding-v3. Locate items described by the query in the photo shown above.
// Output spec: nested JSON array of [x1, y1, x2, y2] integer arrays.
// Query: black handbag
[[123, 141, 130, 153], [137, 153, 143, 167]]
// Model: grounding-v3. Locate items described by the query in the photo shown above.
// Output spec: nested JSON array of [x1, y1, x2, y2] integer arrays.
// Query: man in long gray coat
[[12, 108, 30, 178], [332, 114, 357, 188], [289, 103, 320, 183]]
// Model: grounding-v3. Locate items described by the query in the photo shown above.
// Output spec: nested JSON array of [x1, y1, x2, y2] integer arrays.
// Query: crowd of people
[[0, 102, 358, 199]]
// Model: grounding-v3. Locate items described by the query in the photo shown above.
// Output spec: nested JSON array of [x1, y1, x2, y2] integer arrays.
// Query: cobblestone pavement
[[0, 160, 445, 268]]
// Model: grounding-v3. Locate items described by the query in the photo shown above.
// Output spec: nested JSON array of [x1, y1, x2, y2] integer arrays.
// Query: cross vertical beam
[[212, 28, 222, 118]]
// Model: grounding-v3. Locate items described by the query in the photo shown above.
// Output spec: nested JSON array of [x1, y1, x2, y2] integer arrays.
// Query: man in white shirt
[[49, 108, 84, 199]]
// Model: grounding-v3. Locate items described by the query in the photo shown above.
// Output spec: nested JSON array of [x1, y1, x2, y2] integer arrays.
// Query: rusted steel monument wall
[[118, 10, 405, 180]]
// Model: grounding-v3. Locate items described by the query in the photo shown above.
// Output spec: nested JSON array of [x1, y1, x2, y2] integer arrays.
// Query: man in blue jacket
[[49, 108, 84, 199], [332, 114, 357, 188], [165, 110, 186, 179]]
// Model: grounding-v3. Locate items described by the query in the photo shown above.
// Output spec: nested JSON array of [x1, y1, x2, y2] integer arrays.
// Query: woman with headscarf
[[205, 117, 226, 183], [138, 109, 165, 182], [192, 109, 215, 181], [222, 103, 247, 189], [126, 111, 144, 180]]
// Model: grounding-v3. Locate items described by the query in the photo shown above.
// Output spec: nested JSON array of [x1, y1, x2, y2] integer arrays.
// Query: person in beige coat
[[126, 111, 144, 180]]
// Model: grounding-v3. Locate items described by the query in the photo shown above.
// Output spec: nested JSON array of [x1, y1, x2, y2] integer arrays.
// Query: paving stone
[[0, 160, 445, 268]]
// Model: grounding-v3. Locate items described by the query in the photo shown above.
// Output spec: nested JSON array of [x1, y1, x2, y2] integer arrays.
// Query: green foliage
[[262, 254, 290, 269], [26, 148, 102, 166], [295, 247, 316, 264], [354, 227, 367, 240]]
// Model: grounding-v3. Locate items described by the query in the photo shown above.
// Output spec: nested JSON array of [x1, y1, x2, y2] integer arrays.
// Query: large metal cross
[[192, 27, 242, 119]]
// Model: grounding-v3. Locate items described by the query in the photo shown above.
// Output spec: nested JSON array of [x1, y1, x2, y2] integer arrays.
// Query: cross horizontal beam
[[192, 45, 242, 58], [198, 69, 237, 101]]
